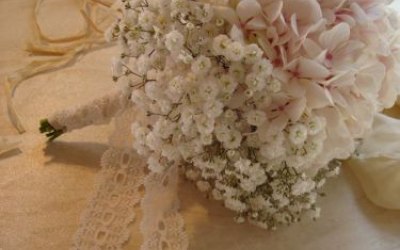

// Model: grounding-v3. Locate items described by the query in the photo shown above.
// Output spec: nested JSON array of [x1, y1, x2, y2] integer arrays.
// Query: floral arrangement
[[42, 0, 400, 230]]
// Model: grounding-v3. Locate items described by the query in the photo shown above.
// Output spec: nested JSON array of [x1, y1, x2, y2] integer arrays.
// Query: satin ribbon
[[3, 0, 117, 134], [349, 112, 400, 210]]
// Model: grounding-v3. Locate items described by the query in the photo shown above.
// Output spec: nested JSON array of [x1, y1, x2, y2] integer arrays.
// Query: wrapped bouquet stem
[[40, 87, 130, 141], [39, 0, 400, 249]]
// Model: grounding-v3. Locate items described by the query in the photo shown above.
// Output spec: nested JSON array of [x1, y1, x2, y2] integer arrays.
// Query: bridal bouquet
[[42, 0, 400, 230]]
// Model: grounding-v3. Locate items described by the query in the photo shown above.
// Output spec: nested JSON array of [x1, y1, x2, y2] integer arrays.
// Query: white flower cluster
[[108, 0, 400, 229]]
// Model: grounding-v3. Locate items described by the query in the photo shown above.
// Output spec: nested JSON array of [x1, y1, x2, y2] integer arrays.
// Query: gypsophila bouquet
[[42, 0, 400, 230]]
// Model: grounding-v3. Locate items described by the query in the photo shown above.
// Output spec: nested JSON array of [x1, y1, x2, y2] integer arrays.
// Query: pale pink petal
[[303, 38, 323, 58], [315, 107, 355, 162], [263, 0, 283, 23], [246, 16, 268, 30], [285, 97, 306, 122], [330, 89, 349, 108], [213, 6, 240, 25], [236, 0, 262, 23], [230, 25, 245, 43], [350, 3, 370, 24], [319, 23, 351, 51], [272, 68, 291, 84], [378, 65, 400, 108], [282, 78, 306, 98], [298, 57, 331, 79], [355, 62, 385, 99], [304, 18, 326, 35], [328, 71, 356, 87], [344, 100, 375, 137], [256, 32, 277, 59], [267, 114, 289, 136], [305, 82, 333, 109], [334, 40, 365, 59], [337, 14, 356, 27], [315, 50, 328, 64], [291, 14, 300, 37], [283, 0, 322, 25]]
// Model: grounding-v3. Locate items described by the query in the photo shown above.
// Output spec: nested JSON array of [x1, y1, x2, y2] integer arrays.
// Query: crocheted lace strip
[[72, 147, 146, 250], [73, 105, 189, 249], [140, 166, 189, 250]]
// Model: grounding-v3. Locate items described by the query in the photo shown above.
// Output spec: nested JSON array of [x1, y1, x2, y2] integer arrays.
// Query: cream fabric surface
[[1, 0, 400, 250]]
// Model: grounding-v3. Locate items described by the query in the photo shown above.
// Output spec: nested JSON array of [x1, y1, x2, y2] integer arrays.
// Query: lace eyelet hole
[[161, 241, 169, 250], [162, 177, 169, 187], [158, 221, 165, 231]]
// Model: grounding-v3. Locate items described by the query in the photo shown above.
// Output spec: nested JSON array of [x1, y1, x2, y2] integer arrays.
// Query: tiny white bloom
[[289, 123, 308, 145], [199, 81, 219, 100], [223, 129, 242, 149], [291, 179, 316, 196], [224, 198, 247, 212], [212, 35, 231, 55], [252, 59, 273, 76], [244, 44, 263, 64], [266, 78, 281, 93], [165, 30, 185, 52], [138, 10, 155, 30], [192, 55, 212, 75], [307, 116, 326, 135], [147, 154, 165, 173], [225, 41, 244, 61]]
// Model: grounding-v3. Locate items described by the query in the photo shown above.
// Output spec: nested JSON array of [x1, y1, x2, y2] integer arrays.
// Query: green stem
[[39, 119, 65, 141]]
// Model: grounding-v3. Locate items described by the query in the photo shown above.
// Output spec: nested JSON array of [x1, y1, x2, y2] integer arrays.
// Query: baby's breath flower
[[252, 59, 273, 76], [147, 154, 165, 173], [289, 123, 308, 145], [266, 78, 281, 93], [225, 41, 244, 61], [138, 9, 155, 30], [165, 30, 185, 52], [243, 44, 263, 64], [192, 55, 212, 75], [212, 35, 231, 55], [307, 116, 326, 135], [225, 198, 247, 212], [245, 73, 266, 91]]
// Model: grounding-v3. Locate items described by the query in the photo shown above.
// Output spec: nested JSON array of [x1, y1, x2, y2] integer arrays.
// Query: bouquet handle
[[40, 88, 130, 140]]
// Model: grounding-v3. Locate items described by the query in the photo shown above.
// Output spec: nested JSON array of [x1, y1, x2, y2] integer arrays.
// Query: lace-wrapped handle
[[40, 88, 130, 140]]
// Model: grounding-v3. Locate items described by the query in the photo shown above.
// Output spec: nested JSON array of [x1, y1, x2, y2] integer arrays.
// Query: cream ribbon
[[3, 0, 117, 134], [1, 0, 117, 156], [0, 136, 21, 156], [348, 112, 400, 209]]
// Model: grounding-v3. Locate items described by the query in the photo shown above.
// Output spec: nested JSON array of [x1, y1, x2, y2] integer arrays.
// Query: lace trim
[[73, 105, 189, 250], [72, 148, 146, 249], [140, 166, 189, 250]]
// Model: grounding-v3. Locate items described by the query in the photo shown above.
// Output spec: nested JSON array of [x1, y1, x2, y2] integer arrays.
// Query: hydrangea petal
[[236, 0, 262, 23], [319, 23, 351, 51], [298, 58, 331, 79]]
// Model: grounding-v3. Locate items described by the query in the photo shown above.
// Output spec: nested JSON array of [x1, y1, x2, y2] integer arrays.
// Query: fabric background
[[1, 0, 400, 249]]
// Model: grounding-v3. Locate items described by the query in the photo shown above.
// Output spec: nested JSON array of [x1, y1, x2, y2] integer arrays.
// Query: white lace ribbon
[[140, 166, 189, 250], [69, 102, 189, 250], [73, 148, 146, 249]]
